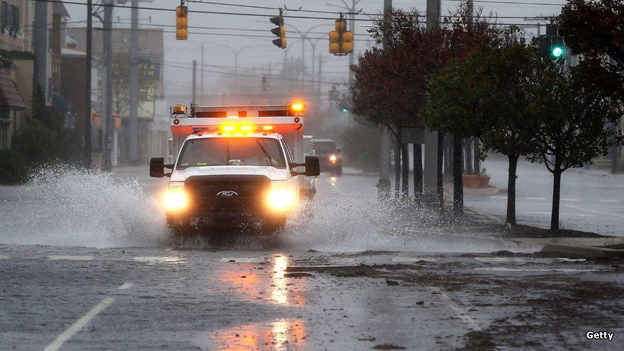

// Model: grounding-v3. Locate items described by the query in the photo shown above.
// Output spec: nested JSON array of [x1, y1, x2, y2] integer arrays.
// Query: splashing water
[[283, 186, 508, 253], [0, 167, 168, 248]]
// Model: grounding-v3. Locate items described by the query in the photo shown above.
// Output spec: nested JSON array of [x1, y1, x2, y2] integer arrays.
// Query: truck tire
[[336, 165, 343, 177], [167, 215, 194, 237], [261, 215, 287, 235]]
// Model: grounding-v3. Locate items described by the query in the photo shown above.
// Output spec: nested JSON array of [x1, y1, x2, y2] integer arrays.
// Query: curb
[[541, 243, 624, 259]]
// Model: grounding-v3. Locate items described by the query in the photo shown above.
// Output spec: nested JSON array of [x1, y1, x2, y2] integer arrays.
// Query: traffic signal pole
[[377, 0, 392, 198], [102, 0, 113, 170], [128, 0, 139, 165], [423, 0, 441, 204]]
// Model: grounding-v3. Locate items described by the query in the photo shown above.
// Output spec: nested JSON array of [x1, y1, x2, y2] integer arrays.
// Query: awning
[[0, 68, 26, 110]]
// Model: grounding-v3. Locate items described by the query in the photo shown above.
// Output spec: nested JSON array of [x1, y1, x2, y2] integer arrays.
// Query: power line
[[187, 0, 363, 16], [34, 0, 378, 21], [445, 0, 565, 6]]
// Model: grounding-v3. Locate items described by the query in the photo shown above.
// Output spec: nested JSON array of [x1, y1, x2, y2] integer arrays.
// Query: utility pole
[[128, 0, 139, 165], [192, 60, 197, 104], [84, 0, 94, 169], [423, 0, 440, 203], [102, 0, 114, 170], [377, 0, 392, 198], [33, 0, 47, 92]]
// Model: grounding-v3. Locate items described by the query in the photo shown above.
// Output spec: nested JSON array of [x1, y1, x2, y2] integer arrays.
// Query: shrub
[[0, 149, 28, 185]]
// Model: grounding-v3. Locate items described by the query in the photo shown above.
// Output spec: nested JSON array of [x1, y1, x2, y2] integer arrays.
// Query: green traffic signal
[[342, 108, 348, 113], [551, 46, 564, 58]]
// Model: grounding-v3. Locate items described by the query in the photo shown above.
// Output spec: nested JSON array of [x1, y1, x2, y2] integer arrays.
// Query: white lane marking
[[0, 255, 9, 260], [117, 283, 133, 290], [488, 195, 506, 199], [599, 199, 620, 203], [47, 256, 94, 261], [133, 256, 186, 264], [430, 287, 481, 331], [554, 258, 586, 263], [475, 267, 595, 272], [562, 198, 581, 202], [525, 197, 546, 201], [566, 204, 624, 219], [525, 211, 595, 218], [475, 257, 525, 263], [392, 257, 438, 263], [43, 297, 115, 351], [219, 257, 262, 263]]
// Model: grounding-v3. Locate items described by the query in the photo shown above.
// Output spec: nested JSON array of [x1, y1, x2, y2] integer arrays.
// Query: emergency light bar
[[170, 102, 306, 118]]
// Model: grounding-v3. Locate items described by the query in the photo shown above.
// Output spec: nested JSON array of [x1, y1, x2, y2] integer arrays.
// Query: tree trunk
[[473, 137, 481, 175], [506, 155, 519, 226], [413, 143, 423, 199], [437, 133, 444, 211], [550, 169, 562, 231], [465, 138, 473, 175], [394, 132, 401, 199], [453, 134, 463, 216], [401, 143, 409, 198]]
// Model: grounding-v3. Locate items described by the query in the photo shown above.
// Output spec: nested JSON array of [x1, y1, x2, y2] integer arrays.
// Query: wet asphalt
[[0, 170, 623, 350]]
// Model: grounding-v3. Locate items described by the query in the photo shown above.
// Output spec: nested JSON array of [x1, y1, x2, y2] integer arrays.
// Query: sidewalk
[[465, 158, 624, 237]]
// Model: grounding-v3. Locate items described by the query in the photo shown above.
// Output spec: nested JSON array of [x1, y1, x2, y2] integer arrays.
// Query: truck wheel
[[336, 165, 343, 177], [261, 215, 287, 234], [167, 216, 194, 237]]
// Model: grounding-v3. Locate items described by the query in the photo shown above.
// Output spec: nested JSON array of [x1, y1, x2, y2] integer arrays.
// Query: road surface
[[0, 168, 623, 350]]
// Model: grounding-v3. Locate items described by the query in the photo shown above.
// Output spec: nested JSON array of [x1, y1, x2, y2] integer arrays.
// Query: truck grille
[[184, 175, 271, 214]]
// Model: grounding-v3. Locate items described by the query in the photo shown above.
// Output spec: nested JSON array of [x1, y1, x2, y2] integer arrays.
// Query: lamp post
[[200, 43, 265, 99], [285, 23, 332, 85]]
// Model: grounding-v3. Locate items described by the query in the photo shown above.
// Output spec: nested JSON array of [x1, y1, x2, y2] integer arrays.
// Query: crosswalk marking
[[525, 197, 546, 201], [47, 256, 93, 261], [599, 199, 620, 203], [0, 255, 9, 260]]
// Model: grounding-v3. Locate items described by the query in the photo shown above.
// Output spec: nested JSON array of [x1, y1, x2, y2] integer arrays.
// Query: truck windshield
[[315, 142, 336, 155], [177, 137, 286, 169]]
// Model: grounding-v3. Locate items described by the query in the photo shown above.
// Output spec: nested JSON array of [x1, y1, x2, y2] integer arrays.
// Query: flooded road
[[0, 169, 623, 350]]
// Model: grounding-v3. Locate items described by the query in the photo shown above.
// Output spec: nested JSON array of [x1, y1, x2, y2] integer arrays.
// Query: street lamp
[[285, 23, 332, 85], [200, 42, 265, 98]]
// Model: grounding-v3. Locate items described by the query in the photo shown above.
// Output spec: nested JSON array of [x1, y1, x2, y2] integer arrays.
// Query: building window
[[11, 5, 18, 33], [1, 2, 8, 29]]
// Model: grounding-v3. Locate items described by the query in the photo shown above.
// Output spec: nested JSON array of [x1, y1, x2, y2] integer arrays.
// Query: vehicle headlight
[[329, 154, 337, 163], [163, 186, 188, 212], [267, 186, 294, 212]]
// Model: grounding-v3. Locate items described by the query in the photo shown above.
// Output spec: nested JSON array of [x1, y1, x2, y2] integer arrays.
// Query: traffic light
[[176, 5, 188, 40], [270, 10, 287, 49], [539, 24, 566, 59], [329, 15, 353, 56]]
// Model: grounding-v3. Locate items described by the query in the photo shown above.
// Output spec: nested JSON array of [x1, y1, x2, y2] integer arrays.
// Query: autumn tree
[[558, 0, 624, 102]]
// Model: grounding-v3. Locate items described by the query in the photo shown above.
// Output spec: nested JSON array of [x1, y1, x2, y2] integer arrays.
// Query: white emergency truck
[[150, 102, 320, 236]]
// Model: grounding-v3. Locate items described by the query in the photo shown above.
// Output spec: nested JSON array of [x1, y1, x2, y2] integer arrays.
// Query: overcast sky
[[63, 0, 566, 96]]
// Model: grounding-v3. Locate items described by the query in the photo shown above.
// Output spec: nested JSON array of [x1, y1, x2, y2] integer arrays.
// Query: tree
[[525, 59, 623, 230], [558, 0, 624, 102], [351, 10, 438, 199], [475, 41, 541, 227]]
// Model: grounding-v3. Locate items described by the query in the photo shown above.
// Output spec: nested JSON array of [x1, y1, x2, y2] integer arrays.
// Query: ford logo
[[217, 190, 239, 198]]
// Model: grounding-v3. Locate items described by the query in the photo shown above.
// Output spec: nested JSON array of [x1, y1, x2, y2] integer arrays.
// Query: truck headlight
[[267, 186, 294, 212], [163, 187, 188, 212], [329, 154, 337, 163]]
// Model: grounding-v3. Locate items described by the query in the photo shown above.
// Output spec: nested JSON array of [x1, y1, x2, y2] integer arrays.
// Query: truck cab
[[150, 103, 320, 236]]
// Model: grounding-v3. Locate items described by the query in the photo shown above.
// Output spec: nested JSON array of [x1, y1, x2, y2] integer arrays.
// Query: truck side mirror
[[150, 157, 166, 178], [304, 156, 320, 177]]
